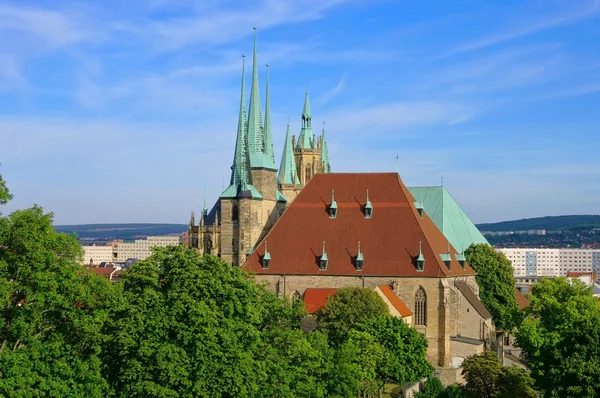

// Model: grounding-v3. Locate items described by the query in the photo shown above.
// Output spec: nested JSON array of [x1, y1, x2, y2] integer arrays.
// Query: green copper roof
[[302, 88, 312, 118], [221, 55, 261, 200], [276, 190, 287, 203], [262, 64, 276, 169], [245, 28, 276, 171], [356, 241, 364, 262], [408, 186, 489, 253], [296, 89, 314, 149], [321, 126, 331, 173], [277, 123, 299, 185]]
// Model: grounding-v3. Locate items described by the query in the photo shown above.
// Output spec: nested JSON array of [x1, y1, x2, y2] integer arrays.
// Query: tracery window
[[305, 164, 312, 184], [415, 287, 427, 326], [232, 205, 239, 222]]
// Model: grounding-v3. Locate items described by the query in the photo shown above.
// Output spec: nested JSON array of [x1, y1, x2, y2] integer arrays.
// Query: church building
[[187, 28, 331, 266], [243, 173, 494, 379]]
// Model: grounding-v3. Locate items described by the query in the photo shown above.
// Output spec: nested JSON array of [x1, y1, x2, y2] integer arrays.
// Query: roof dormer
[[319, 241, 328, 270], [328, 190, 338, 219], [355, 241, 364, 271], [364, 189, 373, 219]]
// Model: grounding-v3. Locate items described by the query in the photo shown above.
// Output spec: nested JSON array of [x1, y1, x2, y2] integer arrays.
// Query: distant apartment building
[[82, 236, 181, 265], [498, 248, 600, 278], [483, 229, 546, 237]]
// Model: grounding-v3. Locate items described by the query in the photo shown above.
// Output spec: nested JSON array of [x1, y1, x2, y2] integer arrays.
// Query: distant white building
[[498, 248, 600, 278], [82, 236, 181, 265]]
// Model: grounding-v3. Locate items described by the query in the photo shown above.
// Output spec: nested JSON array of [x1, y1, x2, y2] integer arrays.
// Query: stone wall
[[253, 273, 492, 368]]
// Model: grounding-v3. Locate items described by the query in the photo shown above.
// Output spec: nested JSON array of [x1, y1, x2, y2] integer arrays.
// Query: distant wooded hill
[[55, 223, 188, 240], [476, 215, 600, 232]]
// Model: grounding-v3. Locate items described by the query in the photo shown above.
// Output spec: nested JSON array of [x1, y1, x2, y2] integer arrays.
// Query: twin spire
[[222, 27, 276, 199]]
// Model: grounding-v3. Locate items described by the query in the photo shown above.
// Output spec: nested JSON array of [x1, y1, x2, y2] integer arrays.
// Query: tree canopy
[[517, 277, 600, 397], [465, 244, 521, 331], [316, 286, 389, 345], [461, 351, 535, 398], [0, 205, 116, 397], [0, 167, 12, 208]]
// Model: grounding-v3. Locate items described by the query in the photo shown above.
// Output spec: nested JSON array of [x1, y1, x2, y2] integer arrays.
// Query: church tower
[[188, 28, 331, 264], [219, 28, 285, 266], [293, 90, 331, 187]]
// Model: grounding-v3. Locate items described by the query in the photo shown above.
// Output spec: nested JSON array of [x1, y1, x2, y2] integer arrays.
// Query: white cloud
[[323, 101, 475, 138]]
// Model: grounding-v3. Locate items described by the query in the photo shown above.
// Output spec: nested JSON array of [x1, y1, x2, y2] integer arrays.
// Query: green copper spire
[[296, 89, 314, 149], [278, 122, 299, 185], [262, 63, 276, 169], [221, 55, 262, 199], [246, 27, 266, 169], [321, 123, 331, 173]]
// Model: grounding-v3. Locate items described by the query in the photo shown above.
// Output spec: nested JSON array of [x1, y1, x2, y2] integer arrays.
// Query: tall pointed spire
[[321, 122, 331, 173], [296, 89, 314, 149], [302, 88, 312, 120], [221, 55, 261, 199], [263, 63, 276, 169], [278, 121, 299, 185], [246, 26, 265, 168]]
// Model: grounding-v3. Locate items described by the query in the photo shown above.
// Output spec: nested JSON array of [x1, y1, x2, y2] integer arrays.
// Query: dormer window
[[261, 242, 271, 269], [455, 252, 466, 269], [364, 189, 373, 219], [355, 241, 364, 271], [416, 241, 425, 272], [440, 245, 452, 270], [414, 201, 424, 217], [319, 241, 328, 270], [328, 190, 338, 219]]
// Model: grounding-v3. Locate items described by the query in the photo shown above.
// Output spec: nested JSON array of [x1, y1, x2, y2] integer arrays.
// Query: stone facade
[[255, 273, 493, 368]]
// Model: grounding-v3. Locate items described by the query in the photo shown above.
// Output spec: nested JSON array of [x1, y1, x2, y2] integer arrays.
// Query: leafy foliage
[[316, 286, 389, 345], [461, 351, 535, 398], [0, 168, 12, 208], [414, 377, 444, 398], [0, 205, 116, 397], [465, 244, 521, 331], [517, 277, 600, 397], [318, 288, 433, 396], [104, 247, 327, 397]]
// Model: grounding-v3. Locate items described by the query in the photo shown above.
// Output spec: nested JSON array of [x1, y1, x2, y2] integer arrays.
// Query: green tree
[[517, 277, 600, 397], [0, 205, 115, 397], [356, 316, 433, 387], [414, 377, 444, 398], [0, 167, 12, 209], [465, 244, 521, 331], [316, 287, 388, 345], [461, 351, 535, 398], [104, 247, 326, 398]]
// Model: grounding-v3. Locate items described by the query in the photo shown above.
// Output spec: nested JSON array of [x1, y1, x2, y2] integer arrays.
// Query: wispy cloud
[[439, 0, 600, 59], [323, 101, 475, 138], [317, 76, 346, 105]]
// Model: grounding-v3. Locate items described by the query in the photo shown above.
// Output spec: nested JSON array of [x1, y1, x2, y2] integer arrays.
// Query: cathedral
[[187, 28, 331, 266], [188, 29, 496, 383]]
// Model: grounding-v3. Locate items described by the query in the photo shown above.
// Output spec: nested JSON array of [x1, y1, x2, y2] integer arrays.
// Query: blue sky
[[1, 0, 599, 224]]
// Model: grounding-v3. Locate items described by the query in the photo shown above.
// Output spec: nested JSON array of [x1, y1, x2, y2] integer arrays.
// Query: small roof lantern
[[319, 241, 328, 270]]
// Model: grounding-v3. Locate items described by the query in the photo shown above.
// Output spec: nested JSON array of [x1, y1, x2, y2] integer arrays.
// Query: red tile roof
[[303, 288, 337, 314], [515, 287, 530, 310], [567, 271, 598, 281], [244, 173, 476, 277], [377, 285, 412, 317]]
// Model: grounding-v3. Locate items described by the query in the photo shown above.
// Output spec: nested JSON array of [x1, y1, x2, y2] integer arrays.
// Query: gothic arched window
[[415, 287, 427, 326], [204, 236, 213, 255], [232, 205, 239, 222], [305, 164, 312, 184]]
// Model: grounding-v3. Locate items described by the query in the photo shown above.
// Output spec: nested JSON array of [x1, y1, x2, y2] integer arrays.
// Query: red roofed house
[[243, 172, 494, 377], [303, 286, 413, 325]]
